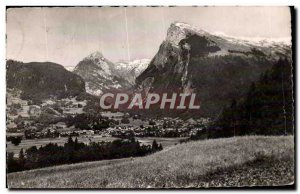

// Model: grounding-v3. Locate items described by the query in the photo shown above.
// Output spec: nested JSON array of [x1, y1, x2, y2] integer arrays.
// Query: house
[[28, 105, 41, 117]]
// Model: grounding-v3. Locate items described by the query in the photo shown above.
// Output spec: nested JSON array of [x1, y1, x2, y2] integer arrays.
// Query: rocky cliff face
[[74, 52, 150, 96], [73, 52, 131, 96], [136, 22, 292, 118]]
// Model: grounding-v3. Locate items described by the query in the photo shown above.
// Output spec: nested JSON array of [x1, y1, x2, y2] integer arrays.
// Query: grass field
[[7, 136, 294, 188]]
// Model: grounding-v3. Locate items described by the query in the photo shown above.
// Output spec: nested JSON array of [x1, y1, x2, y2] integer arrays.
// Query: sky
[[7, 6, 291, 67]]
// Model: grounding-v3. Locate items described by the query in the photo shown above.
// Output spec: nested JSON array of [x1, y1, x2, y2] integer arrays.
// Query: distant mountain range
[[6, 22, 292, 118]]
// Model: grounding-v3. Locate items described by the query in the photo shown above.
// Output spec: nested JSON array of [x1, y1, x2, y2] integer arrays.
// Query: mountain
[[6, 60, 101, 134], [74, 52, 150, 96], [136, 22, 292, 118], [6, 60, 86, 100], [65, 66, 76, 72], [212, 31, 291, 48], [73, 52, 132, 96], [116, 59, 150, 85]]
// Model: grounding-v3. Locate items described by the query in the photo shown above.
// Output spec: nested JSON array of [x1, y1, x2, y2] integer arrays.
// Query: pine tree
[[152, 140, 159, 151], [245, 83, 256, 124], [74, 137, 79, 150], [230, 99, 237, 136], [158, 143, 163, 151], [208, 58, 293, 138], [67, 136, 73, 144], [19, 148, 25, 160], [18, 148, 25, 170]]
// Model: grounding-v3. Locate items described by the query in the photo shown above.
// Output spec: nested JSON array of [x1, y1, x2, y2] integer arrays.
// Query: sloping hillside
[[7, 136, 294, 188], [6, 60, 85, 100]]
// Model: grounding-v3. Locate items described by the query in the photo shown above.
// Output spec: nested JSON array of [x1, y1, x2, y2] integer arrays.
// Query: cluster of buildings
[[7, 90, 210, 140], [96, 116, 210, 138]]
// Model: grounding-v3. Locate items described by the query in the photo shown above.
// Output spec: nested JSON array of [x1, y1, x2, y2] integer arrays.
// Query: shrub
[[121, 118, 130, 124], [10, 137, 22, 146]]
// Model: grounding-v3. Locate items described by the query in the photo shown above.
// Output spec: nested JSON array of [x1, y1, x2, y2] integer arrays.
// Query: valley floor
[[7, 136, 294, 189]]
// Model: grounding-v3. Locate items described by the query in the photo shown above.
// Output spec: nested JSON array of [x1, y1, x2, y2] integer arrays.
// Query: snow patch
[[116, 59, 151, 84], [212, 31, 291, 47], [64, 66, 76, 72]]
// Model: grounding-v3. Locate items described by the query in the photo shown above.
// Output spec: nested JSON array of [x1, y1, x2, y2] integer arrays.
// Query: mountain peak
[[85, 51, 104, 61], [166, 22, 207, 47], [171, 22, 193, 29]]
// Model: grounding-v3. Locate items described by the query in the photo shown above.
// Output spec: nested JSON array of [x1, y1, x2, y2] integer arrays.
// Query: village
[[6, 89, 210, 142], [9, 112, 210, 140]]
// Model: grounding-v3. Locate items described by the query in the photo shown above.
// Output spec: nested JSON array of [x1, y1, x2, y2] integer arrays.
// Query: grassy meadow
[[7, 136, 294, 188]]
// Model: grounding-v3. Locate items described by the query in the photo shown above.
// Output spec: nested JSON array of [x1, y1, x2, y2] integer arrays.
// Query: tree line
[[191, 58, 293, 140], [7, 137, 163, 173]]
